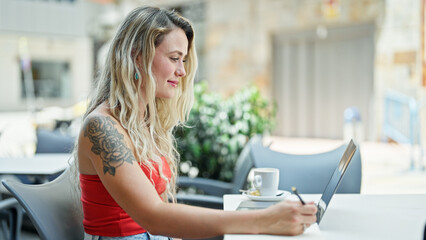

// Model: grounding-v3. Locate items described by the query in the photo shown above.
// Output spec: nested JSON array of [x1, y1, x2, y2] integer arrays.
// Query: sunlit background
[[1, 0, 426, 238], [0, 0, 425, 190]]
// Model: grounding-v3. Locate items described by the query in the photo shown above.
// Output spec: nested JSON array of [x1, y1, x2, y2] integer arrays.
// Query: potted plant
[[175, 82, 276, 182]]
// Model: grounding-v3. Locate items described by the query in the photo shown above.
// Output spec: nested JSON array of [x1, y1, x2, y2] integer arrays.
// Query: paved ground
[[7, 137, 426, 240], [359, 141, 426, 194]]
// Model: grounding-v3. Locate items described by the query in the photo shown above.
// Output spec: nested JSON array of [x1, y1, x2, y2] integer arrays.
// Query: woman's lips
[[167, 80, 178, 87]]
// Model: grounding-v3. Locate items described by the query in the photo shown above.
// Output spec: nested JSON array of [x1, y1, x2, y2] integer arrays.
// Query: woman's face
[[151, 28, 188, 99]]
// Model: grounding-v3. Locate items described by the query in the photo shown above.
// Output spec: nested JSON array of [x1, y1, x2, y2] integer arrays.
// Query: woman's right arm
[[145, 198, 316, 238], [79, 114, 316, 238]]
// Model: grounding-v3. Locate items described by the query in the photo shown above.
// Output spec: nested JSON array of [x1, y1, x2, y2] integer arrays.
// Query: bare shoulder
[[81, 111, 136, 176]]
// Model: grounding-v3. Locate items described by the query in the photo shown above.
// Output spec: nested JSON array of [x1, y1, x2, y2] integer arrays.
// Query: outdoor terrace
[[14, 137, 426, 240]]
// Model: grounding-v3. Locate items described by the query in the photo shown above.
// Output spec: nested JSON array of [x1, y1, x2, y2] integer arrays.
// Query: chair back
[[36, 130, 75, 154], [0, 197, 23, 240], [251, 141, 362, 194], [229, 135, 260, 194], [2, 168, 84, 240]]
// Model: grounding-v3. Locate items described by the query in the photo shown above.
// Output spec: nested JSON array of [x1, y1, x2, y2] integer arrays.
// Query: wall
[[10, 0, 418, 141], [0, 0, 87, 36], [147, 0, 423, 140], [0, 0, 95, 111], [202, 0, 384, 95], [0, 34, 93, 111]]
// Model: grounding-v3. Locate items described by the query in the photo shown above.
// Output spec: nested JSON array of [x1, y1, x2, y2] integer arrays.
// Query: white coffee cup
[[253, 168, 279, 196]]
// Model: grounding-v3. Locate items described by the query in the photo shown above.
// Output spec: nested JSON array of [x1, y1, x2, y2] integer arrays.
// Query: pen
[[291, 186, 306, 205]]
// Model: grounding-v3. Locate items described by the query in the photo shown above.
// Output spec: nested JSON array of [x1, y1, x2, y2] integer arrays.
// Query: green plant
[[175, 81, 276, 182]]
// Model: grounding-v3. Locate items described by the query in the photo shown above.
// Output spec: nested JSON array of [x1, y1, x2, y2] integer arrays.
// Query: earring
[[135, 72, 139, 80]]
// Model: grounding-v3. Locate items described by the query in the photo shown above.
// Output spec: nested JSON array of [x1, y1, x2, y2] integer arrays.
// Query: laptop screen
[[316, 139, 357, 223]]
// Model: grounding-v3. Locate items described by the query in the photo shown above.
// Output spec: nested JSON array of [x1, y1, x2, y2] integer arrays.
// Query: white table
[[224, 194, 426, 240], [0, 153, 71, 182]]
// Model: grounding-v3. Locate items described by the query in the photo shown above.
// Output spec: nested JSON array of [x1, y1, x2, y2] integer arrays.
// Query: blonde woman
[[76, 6, 317, 240]]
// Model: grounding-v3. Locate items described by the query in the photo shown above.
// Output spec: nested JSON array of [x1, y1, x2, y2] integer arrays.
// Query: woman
[[76, 6, 317, 240]]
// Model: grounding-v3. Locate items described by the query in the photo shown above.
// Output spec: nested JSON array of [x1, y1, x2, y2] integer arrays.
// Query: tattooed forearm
[[84, 116, 135, 176]]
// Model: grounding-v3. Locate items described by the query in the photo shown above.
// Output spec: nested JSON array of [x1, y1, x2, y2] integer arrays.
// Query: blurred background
[[0, 0, 425, 189], [1, 0, 426, 238]]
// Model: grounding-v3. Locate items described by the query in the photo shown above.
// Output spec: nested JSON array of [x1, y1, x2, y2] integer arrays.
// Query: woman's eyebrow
[[169, 50, 187, 57]]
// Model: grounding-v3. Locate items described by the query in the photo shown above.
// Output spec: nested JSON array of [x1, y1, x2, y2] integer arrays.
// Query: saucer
[[242, 190, 291, 202]]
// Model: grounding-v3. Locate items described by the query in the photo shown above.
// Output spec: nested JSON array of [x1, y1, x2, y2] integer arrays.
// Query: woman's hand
[[258, 200, 317, 236]]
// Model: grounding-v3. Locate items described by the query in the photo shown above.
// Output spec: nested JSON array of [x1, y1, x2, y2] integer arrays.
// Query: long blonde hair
[[76, 6, 197, 202]]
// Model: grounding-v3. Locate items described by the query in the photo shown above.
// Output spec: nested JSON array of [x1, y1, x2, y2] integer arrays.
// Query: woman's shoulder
[[80, 105, 130, 147], [83, 113, 120, 134], [83, 105, 122, 131], [79, 106, 137, 176]]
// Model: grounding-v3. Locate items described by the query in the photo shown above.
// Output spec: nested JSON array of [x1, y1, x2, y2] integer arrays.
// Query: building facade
[[1, 0, 425, 142], [0, 0, 94, 111], [141, 0, 424, 141]]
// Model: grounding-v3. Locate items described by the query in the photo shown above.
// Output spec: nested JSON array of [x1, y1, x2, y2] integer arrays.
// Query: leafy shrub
[[175, 81, 276, 182]]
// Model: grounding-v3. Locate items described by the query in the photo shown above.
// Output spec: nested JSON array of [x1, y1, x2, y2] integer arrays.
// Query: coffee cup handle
[[253, 175, 262, 188]]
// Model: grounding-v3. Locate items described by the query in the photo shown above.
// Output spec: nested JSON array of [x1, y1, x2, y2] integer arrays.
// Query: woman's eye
[[171, 57, 179, 62]]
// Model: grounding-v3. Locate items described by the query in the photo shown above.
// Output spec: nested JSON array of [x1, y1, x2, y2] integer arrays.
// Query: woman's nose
[[176, 63, 186, 77]]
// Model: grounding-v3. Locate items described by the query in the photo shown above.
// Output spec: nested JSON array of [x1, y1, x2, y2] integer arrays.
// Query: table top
[[0, 153, 71, 175], [224, 194, 426, 240]]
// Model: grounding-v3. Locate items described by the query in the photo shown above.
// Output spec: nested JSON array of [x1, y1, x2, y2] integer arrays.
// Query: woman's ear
[[134, 54, 141, 68], [131, 48, 137, 58], [132, 49, 141, 68]]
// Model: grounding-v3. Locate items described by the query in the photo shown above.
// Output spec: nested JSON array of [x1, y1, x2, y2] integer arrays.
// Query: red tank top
[[80, 157, 171, 237]]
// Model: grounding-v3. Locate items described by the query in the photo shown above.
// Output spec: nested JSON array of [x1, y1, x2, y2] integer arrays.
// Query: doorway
[[273, 23, 375, 139]]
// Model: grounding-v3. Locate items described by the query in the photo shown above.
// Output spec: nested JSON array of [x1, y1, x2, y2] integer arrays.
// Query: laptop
[[237, 139, 357, 224]]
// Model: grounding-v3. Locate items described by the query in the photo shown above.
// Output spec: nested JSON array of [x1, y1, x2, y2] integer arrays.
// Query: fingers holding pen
[[285, 201, 317, 228], [301, 202, 318, 215], [297, 202, 317, 232], [292, 201, 317, 224], [284, 200, 318, 214], [290, 201, 317, 222], [261, 200, 317, 235]]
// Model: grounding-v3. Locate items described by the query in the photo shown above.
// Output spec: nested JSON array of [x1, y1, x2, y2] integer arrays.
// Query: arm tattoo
[[84, 116, 136, 176]]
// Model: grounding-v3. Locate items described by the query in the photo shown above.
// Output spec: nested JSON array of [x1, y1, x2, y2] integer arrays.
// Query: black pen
[[291, 186, 306, 205]]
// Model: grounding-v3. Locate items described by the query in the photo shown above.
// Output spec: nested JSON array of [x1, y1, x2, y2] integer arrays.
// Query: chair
[[2, 167, 84, 240], [423, 222, 426, 240], [35, 129, 75, 154], [30, 129, 75, 183], [0, 175, 24, 240], [176, 135, 260, 209], [0, 198, 22, 240], [251, 140, 362, 194]]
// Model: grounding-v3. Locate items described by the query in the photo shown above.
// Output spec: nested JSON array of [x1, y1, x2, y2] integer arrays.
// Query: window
[[21, 60, 71, 99]]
